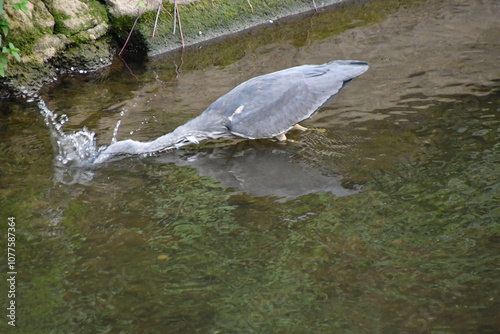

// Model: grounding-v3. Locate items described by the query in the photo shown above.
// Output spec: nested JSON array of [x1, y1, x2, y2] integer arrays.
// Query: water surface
[[1, 0, 499, 333]]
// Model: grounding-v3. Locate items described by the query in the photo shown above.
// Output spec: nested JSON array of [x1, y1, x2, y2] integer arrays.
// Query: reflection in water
[[38, 99, 102, 168], [53, 139, 360, 199], [153, 142, 360, 201]]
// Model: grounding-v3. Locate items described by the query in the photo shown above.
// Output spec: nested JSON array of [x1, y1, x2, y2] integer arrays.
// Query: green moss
[[86, 0, 109, 24], [135, 0, 316, 51], [4, 29, 42, 56], [51, 10, 72, 35], [123, 0, 426, 57], [47, 0, 109, 37], [109, 14, 147, 50]]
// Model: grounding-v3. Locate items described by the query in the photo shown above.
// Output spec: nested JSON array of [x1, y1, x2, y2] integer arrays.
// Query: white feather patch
[[228, 105, 245, 121]]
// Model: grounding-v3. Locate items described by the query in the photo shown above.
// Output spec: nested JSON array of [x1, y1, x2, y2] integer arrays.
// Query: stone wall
[[0, 0, 341, 98]]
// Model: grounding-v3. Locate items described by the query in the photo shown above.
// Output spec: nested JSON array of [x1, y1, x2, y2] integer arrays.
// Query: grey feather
[[92, 60, 368, 164], [201, 60, 369, 139]]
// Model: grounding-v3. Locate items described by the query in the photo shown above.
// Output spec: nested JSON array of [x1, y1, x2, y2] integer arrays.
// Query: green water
[[1, 0, 499, 333]]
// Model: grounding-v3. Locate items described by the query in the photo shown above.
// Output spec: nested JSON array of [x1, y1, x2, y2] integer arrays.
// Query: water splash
[[37, 99, 102, 168], [37, 97, 178, 170], [54, 129, 100, 166], [111, 120, 121, 144]]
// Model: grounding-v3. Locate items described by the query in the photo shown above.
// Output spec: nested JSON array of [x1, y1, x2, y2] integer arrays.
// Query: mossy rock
[[121, 0, 332, 55], [0, 0, 343, 98]]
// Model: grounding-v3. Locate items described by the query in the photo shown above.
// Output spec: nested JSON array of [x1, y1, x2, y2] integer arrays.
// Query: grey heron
[[92, 60, 369, 164]]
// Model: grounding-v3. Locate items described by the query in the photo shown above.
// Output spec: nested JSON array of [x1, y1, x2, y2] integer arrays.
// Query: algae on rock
[[0, 0, 343, 98], [1, 0, 113, 97]]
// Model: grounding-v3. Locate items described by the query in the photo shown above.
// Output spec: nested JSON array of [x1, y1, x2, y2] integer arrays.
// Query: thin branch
[[173, 0, 177, 34], [118, 13, 143, 56], [152, 0, 163, 37], [162, 1, 174, 18], [246, 0, 254, 13], [312, 0, 317, 12], [175, 2, 185, 49]]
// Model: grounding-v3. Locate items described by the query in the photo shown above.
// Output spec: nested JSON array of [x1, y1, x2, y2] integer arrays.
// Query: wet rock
[[85, 22, 110, 40], [32, 34, 67, 62], [105, 0, 158, 17], [3, 0, 54, 31], [45, 0, 98, 31], [1, 0, 342, 98], [1, 0, 112, 98]]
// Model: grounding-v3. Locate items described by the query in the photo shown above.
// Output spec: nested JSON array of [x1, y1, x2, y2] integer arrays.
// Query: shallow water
[[1, 0, 499, 333]]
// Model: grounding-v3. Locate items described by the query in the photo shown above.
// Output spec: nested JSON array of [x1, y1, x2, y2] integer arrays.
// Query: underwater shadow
[[151, 141, 360, 201]]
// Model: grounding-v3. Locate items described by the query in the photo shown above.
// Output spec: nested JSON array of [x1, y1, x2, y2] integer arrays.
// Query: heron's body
[[92, 60, 368, 164]]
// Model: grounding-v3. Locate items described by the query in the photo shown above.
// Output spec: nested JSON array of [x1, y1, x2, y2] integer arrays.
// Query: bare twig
[[162, 1, 174, 18], [152, 0, 163, 37], [175, 2, 185, 49], [246, 0, 254, 12], [118, 13, 143, 56], [173, 0, 177, 34], [312, 0, 317, 12]]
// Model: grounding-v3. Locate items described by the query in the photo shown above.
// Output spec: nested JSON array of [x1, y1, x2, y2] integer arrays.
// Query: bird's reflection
[[53, 140, 360, 201], [152, 141, 360, 201]]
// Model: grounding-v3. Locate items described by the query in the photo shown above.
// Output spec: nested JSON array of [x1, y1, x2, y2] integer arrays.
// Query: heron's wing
[[226, 80, 326, 139], [205, 61, 368, 139]]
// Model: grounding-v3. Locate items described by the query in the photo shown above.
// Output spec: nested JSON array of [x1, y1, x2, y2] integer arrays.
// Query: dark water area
[[1, 0, 499, 333]]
